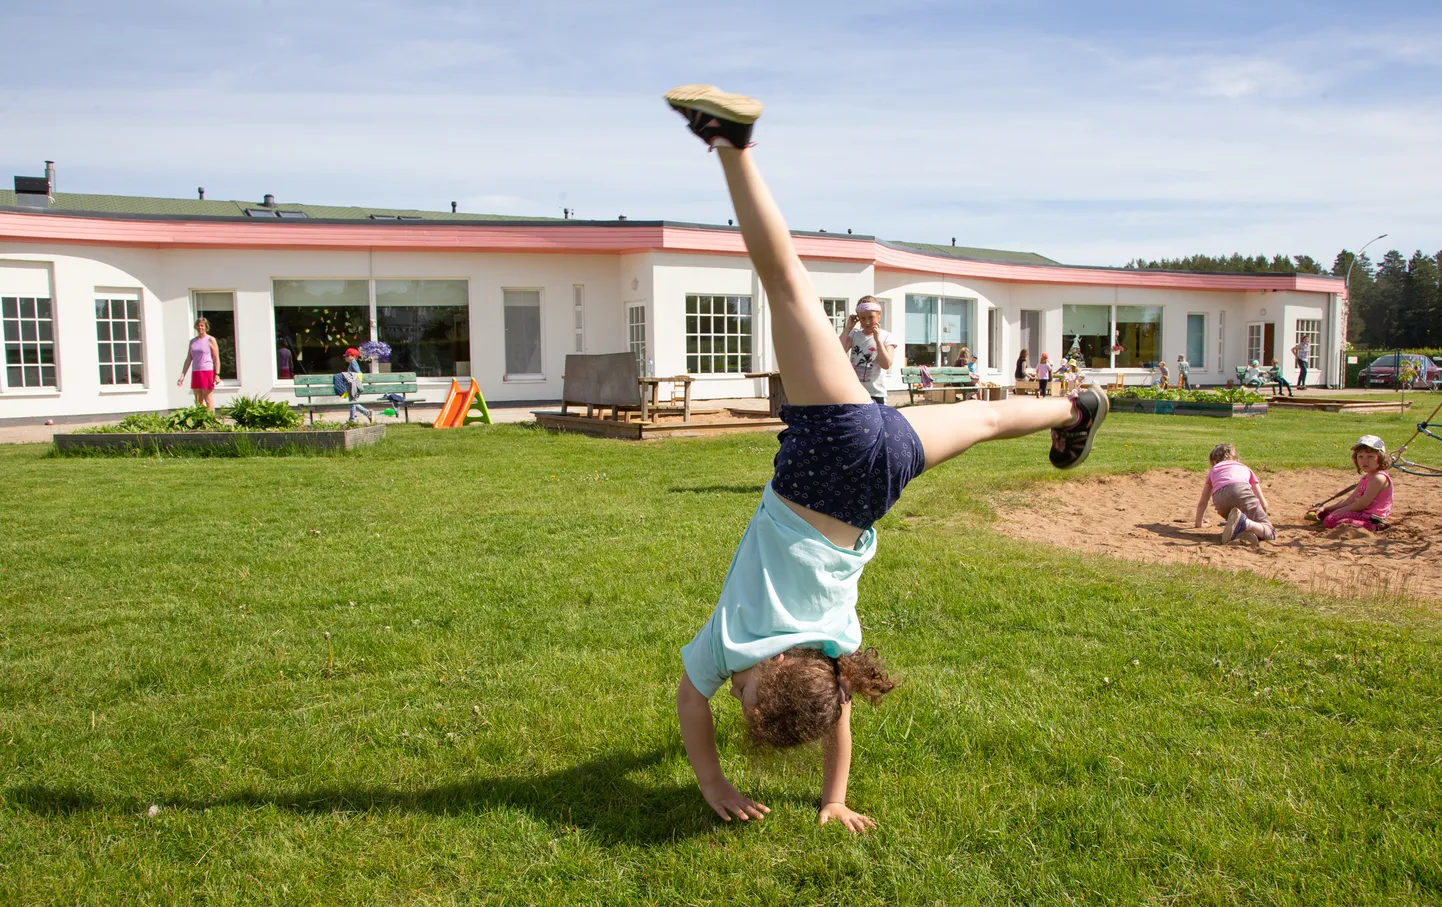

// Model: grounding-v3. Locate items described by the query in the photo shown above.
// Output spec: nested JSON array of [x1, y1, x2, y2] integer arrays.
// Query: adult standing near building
[[1291, 337, 1311, 390], [1015, 348, 1030, 381], [176, 317, 221, 411], [841, 297, 896, 405]]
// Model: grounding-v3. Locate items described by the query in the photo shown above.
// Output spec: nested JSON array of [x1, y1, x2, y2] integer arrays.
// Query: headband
[[855, 301, 882, 314]]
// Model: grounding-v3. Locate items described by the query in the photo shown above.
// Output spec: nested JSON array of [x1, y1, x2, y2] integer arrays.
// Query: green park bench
[[292, 372, 422, 423], [900, 366, 976, 404]]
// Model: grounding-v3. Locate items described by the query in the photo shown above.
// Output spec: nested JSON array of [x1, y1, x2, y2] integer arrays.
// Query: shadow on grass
[[668, 484, 767, 495], [5, 749, 792, 846]]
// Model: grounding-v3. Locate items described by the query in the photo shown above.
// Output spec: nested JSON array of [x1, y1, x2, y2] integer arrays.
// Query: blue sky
[[3, 0, 1439, 266]]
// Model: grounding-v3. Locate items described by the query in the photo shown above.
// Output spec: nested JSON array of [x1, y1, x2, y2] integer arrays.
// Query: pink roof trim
[[0, 211, 1342, 295]]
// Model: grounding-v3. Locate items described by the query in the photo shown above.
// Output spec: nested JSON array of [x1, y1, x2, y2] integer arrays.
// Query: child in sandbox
[[1316, 435, 1393, 530], [1194, 443, 1276, 543], [665, 85, 1109, 833]]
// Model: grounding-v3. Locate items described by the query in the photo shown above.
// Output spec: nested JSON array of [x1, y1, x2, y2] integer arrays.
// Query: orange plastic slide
[[432, 379, 479, 428]]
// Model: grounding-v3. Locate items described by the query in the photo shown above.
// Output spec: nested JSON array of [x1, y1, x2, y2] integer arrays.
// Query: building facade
[[0, 192, 1346, 421]]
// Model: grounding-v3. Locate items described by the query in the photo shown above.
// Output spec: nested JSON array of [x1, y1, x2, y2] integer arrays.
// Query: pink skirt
[[190, 369, 216, 390]]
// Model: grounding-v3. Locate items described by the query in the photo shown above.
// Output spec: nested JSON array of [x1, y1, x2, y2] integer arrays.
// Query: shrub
[[165, 405, 225, 432], [223, 395, 302, 431], [1110, 387, 1265, 405]]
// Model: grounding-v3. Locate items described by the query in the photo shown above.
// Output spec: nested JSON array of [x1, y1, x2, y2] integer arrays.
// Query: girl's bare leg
[[715, 147, 870, 407], [901, 397, 1077, 470]]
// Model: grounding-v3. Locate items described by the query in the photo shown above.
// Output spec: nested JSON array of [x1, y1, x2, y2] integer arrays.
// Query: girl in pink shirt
[[1318, 435, 1393, 530], [1194, 443, 1276, 543]]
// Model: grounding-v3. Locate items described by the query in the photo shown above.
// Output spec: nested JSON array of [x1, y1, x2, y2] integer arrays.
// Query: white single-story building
[[1, 173, 1346, 422]]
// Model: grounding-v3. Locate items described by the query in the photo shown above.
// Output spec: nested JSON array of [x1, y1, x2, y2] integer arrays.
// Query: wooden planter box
[[54, 424, 386, 453], [1107, 398, 1268, 418]]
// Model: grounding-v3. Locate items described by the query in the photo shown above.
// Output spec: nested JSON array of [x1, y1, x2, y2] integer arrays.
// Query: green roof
[[0, 191, 554, 222], [884, 240, 1057, 265]]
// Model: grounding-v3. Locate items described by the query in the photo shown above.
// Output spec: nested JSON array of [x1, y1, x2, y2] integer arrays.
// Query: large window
[[1295, 319, 1321, 356], [1062, 304, 1112, 368], [1114, 305, 1162, 368], [273, 280, 370, 376], [376, 280, 470, 378], [821, 298, 848, 335], [95, 294, 144, 386], [1186, 314, 1206, 370], [905, 294, 973, 367], [686, 294, 752, 374], [503, 289, 542, 376], [193, 291, 237, 380], [2, 296, 56, 389], [628, 303, 647, 376]]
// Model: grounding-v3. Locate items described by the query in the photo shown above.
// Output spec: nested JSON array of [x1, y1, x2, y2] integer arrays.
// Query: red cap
[[344, 348, 361, 357]]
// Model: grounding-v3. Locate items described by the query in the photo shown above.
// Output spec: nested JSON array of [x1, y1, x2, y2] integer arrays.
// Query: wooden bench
[[900, 366, 976, 404], [292, 372, 421, 422]]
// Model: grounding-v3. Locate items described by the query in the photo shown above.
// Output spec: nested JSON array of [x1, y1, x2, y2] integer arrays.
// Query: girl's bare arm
[[676, 674, 769, 823], [817, 702, 875, 833], [1195, 479, 1213, 527]]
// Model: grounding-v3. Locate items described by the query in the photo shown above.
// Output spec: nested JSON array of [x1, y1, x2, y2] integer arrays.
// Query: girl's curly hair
[[743, 647, 897, 749]]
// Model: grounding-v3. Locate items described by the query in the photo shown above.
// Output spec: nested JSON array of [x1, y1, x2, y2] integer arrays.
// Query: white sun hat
[[1353, 434, 1387, 454]]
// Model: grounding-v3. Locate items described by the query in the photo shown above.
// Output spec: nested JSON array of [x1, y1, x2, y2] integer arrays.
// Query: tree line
[[1125, 249, 1442, 348]]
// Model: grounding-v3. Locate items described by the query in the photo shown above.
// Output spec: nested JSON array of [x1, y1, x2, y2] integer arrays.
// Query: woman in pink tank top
[[176, 317, 222, 411], [1319, 435, 1394, 531]]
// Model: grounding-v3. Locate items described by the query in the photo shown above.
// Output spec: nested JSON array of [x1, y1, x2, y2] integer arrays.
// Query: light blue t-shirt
[[680, 482, 876, 698]]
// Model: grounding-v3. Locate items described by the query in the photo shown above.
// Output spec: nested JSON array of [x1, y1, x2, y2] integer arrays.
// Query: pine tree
[[1406, 251, 1440, 346], [1333, 250, 1375, 343], [1368, 251, 1409, 348]]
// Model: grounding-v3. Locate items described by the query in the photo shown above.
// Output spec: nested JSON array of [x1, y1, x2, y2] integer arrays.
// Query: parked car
[[1356, 353, 1442, 388]]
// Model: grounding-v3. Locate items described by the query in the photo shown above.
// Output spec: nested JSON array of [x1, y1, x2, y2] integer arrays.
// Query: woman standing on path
[[176, 317, 221, 411]]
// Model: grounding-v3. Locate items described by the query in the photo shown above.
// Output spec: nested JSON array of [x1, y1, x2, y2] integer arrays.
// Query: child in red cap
[[342, 348, 373, 424]]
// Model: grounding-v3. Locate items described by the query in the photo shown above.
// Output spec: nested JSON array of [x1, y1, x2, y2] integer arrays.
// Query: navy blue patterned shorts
[[771, 403, 928, 530]]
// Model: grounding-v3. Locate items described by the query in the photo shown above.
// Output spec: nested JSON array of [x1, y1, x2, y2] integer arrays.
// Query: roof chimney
[[262, 194, 275, 207], [44, 161, 55, 192], [451, 201, 457, 213], [951, 237, 956, 246], [198, 187, 206, 200]]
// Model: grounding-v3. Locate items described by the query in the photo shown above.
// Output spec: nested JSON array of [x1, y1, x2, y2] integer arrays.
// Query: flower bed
[[55, 423, 385, 454], [1107, 387, 1268, 417]]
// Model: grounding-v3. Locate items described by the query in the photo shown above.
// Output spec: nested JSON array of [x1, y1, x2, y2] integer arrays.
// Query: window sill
[[503, 375, 547, 383], [98, 386, 152, 395], [0, 388, 61, 397]]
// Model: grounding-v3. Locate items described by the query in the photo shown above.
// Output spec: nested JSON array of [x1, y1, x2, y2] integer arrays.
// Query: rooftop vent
[[198, 187, 205, 199], [13, 175, 51, 208], [262, 194, 276, 207]]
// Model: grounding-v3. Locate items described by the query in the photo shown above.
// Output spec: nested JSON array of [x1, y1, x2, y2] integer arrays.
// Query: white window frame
[[1, 293, 59, 392], [1185, 312, 1207, 371], [502, 287, 544, 380], [1246, 322, 1265, 366], [685, 293, 754, 375], [95, 289, 147, 390], [1294, 319, 1321, 357], [573, 285, 585, 354], [627, 302, 648, 377], [192, 289, 240, 385], [821, 298, 849, 336], [986, 307, 1001, 371]]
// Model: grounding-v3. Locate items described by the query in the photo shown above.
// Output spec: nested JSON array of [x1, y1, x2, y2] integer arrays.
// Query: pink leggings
[[1322, 511, 1382, 531]]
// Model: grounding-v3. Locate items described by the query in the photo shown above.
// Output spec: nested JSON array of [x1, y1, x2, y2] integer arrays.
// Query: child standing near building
[[341, 348, 373, 424], [1194, 443, 1276, 543], [841, 297, 896, 405], [1036, 353, 1053, 397], [1176, 354, 1190, 389], [665, 84, 1108, 833], [1156, 358, 1172, 389], [1317, 435, 1393, 530]]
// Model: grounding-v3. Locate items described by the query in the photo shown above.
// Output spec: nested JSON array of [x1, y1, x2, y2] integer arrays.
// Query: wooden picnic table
[[638, 376, 694, 422]]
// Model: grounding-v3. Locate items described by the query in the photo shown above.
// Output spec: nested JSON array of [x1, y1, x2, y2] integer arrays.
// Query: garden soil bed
[[1107, 398, 1268, 417], [54, 424, 385, 453], [994, 468, 1440, 606]]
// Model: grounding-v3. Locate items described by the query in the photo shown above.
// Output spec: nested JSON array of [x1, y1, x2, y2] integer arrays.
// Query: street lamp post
[[1339, 233, 1387, 389]]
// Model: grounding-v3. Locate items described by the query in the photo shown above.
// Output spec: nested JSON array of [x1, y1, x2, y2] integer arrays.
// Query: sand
[[995, 468, 1440, 605]]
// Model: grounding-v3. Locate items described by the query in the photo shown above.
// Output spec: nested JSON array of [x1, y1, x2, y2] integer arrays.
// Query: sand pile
[[996, 469, 1439, 605]]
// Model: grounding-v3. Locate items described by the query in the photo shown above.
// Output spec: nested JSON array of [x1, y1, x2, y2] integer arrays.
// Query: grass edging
[[53, 424, 385, 454]]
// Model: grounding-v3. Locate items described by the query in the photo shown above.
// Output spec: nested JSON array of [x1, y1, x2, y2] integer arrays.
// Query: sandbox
[[996, 468, 1439, 605]]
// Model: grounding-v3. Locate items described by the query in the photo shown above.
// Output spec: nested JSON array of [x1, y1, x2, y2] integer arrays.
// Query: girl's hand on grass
[[701, 780, 770, 823], [818, 802, 876, 834]]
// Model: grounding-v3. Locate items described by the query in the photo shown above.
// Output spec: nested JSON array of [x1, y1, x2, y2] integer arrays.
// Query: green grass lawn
[[2, 409, 1439, 905]]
